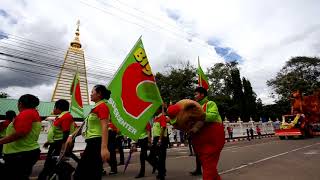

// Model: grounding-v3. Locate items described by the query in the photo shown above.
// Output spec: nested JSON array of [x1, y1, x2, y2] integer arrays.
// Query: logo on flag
[[107, 37, 163, 140]]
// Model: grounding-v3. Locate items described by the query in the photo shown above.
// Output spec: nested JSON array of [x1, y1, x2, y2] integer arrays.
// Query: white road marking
[[219, 142, 320, 175], [304, 150, 319, 155], [223, 140, 279, 152]]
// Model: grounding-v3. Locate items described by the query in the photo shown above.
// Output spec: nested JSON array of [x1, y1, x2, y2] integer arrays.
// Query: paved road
[[30, 137, 320, 180]]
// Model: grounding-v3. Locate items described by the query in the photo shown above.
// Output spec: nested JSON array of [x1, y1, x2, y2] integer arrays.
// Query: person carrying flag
[[38, 99, 76, 180], [0, 94, 42, 180], [66, 85, 111, 180], [167, 87, 225, 180]]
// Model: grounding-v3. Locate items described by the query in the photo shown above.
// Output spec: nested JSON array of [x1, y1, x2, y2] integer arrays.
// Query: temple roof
[[0, 98, 92, 118]]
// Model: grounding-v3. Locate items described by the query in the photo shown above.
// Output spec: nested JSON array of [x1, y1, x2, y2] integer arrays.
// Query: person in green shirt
[[0, 110, 16, 159], [149, 104, 168, 180], [66, 85, 111, 180], [38, 99, 75, 180], [167, 87, 225, 180], [0, 94, 41, 180]]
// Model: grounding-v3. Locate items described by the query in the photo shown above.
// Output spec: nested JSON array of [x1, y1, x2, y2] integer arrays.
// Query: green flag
[[70, 71, 84, 118], [197, 57, 209, 90], [107, 37, 163, 140]]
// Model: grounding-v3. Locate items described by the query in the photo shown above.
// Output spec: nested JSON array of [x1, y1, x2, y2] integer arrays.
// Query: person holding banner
[[38, 99, 75, 180], [0, 94, 41, 180], [68, 85, 111, 180]]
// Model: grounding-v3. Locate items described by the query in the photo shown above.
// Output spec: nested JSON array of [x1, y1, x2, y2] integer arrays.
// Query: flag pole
[[198, 56, 202, 87]]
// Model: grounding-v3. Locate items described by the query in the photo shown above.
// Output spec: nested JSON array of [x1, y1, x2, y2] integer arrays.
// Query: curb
[[38, 135, 275, 160], [225, 134, 275, 143]]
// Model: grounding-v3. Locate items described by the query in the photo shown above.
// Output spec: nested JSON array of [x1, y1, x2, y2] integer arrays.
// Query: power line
[[0, 40, 117, 73], [80, 0, 220, 60], [0, 65, 105, 86], [0, 31, 120, 68], [0, 45, 116, 76], [0, 53, 114, 81], [113, 0, 182, 32]]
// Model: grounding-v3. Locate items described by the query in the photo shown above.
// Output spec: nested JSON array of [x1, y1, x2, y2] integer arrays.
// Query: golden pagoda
[[51, 20, 89, 104]]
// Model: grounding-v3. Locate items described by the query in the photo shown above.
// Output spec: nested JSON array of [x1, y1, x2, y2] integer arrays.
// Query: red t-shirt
[[0, 120, 11, 132], [53, 112, 74, 132], [146, 122, 151, 132], [108, 121, 118, 132], [256, 127, 261, 133], [92, 103, 110, 120], [14, 109, 41, 135], [154, 114, 167, 128]]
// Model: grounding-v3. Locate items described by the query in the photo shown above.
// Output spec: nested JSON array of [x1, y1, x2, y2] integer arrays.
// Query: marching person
[[0, 94, 42, 180], [149, 104, 168, 180], [66, 85, 111, 180], [116, 132, 125, 165], [135, 122, 152, 178], [0, 110, 16, 159], [38, 99, 76, 180], [107, 120, 118, 175], [167, 87, 225, 180]]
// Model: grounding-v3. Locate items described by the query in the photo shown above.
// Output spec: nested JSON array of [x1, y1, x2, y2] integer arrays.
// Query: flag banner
[[107, 37, 163, 140], [197, 57, 209, 90], [70, 72, 84, 118]]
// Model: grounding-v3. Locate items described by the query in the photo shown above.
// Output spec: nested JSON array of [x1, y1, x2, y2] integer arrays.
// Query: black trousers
[[148, 136, 168, 178], [137, 137, 148, 175], [195, 154, 202, 173], [108, 130, 117, 172], [2, 148, 40, 180], [116, 135, 125, 164], [38, 140, 63, 180], [0, 144, 3, 158], [74, 137, 102, 180], [187, 136, 193, 155]]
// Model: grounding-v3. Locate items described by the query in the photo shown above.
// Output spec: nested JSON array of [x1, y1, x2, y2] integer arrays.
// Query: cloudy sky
[[0, 0, 320, 104]]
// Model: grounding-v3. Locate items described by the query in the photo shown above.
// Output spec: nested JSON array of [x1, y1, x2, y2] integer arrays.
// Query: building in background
[[51, 21, 89, 104]]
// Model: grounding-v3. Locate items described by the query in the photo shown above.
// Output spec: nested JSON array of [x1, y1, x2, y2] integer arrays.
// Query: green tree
[[0, 92, 9, 98], [155, 61, 197, 103], [243, 77, 257, 120], [267, 56, 320, 100], [230, 68, 245, 120]]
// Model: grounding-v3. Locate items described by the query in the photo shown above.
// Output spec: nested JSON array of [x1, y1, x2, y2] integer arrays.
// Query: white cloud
[[0, 0, 319, 105], [0, 83, 55, 101]]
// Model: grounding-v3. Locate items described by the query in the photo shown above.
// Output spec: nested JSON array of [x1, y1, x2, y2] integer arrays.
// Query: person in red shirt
[[67, 85, 111, 180], [148, 104, 168, 180], [0, 110, 16, 159], [38, 99, 75, 180], [0, 94, 41, 180], [256, 126, 261, 139]]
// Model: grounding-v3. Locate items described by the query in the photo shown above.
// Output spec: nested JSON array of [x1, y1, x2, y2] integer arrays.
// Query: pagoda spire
[[52, 19, 89, 104], [70, 20, 82, 48]]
